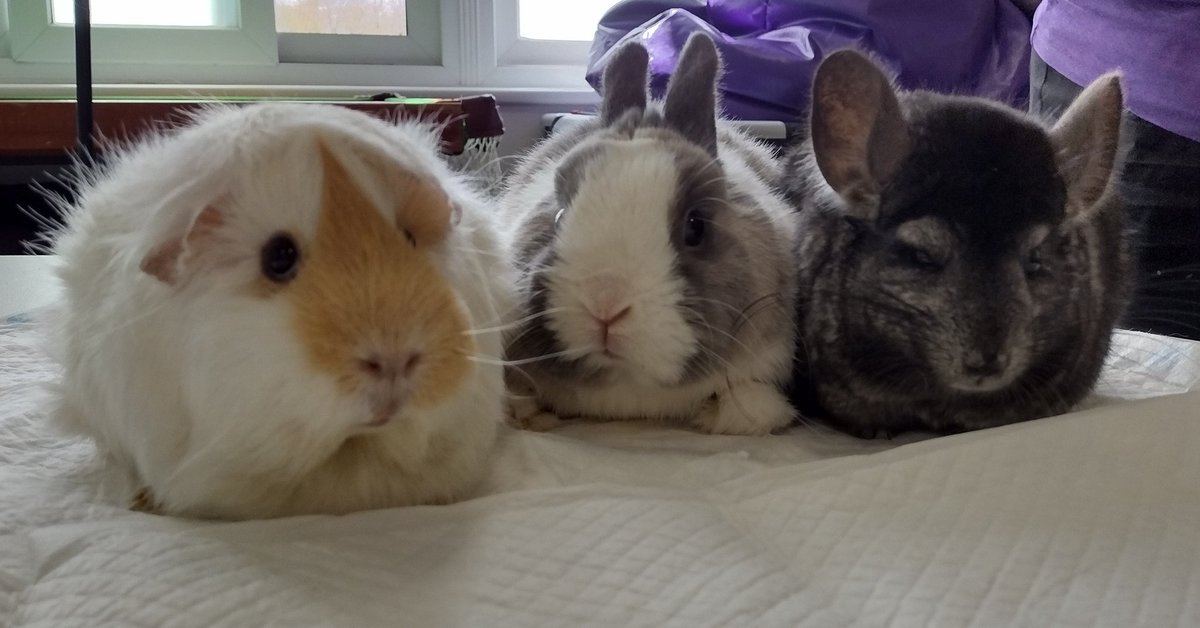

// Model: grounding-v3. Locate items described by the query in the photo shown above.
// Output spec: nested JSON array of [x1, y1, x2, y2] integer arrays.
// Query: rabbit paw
[[694, 382, 795, 436], [507, 396, 564, 432]]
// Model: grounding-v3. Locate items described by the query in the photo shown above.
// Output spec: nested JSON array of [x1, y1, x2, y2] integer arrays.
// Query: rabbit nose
[[593, 306, 632, 328], [964, 350, 1009, 376], [358, 351, 422, 380], [584, 275, 628, 310]]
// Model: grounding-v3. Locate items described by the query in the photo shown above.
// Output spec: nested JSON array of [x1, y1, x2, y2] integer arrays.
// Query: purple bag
[[586, 0, 1032, 123]]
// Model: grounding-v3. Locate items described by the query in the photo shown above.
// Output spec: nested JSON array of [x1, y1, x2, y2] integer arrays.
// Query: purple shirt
[[1032, 0, 1200, 142]]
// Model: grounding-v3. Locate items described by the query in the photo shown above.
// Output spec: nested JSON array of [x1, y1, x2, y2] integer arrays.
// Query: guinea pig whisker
[[462, 307, 567, 337], [465, 348, 586, 368], [503, 365, 543, 398]]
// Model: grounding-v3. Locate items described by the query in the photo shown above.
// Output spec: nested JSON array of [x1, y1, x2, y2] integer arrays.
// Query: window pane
[[275, 0, 407, 36], [51, 0, 231, 27], [519, 0, 617, 41]]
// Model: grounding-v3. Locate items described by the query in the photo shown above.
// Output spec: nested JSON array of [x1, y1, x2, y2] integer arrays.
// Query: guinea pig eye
[[892, 243, 943, 273], [554, 208, 566, 227], [260, 232, 300, 284], [683, 210, 707, 247]]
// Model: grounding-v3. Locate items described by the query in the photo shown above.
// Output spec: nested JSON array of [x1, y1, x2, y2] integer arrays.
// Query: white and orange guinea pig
[[46, 103, 515, 520]]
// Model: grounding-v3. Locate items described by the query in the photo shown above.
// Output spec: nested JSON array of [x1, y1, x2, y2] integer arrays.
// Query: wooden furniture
[[0, 95, 504, 163]]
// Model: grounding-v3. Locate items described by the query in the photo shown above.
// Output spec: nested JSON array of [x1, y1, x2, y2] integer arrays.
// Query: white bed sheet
[[2, 316, 1198, 627]]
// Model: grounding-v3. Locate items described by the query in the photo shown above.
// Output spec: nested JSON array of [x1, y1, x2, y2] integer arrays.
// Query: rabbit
[[782, 49, 1132, 438], [44, 102, 516, 519], [500, 33, 799, 436]]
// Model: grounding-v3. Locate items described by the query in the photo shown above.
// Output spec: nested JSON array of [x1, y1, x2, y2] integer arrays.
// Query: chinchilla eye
[[260, 232, 300, 284], [554, 208, 566, 226], [1024, 248, 1046, 276], [683, 210, 707, 247], [893, 243, 943, 273]]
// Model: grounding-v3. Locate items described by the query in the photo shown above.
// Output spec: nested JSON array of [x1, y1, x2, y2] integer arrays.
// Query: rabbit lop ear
[[600, 41, 650, 126], [1050, 72, 1124, 220], [663, 32, 721, 157], [810, 49, 911, 221], [139, 183, 229, 286]]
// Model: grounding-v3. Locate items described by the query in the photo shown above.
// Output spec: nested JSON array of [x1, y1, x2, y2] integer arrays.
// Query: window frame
[[0, 0, 607, 102], [484, 0, 597, 79]]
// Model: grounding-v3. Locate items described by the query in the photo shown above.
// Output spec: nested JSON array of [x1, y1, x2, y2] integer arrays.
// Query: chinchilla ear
[[600, 41, 650, 126], [809, 49, 911, 221], [1050, 72, 1124, 220], [662, 32, 721, 157]]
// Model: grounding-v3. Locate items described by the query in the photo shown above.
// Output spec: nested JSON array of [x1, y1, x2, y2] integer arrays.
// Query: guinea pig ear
[[315, 138, 453, 246], [810, 49, 911, 221], [1049, 72, 1124, 219], [662, 32, 721, 157], [600, 41, 650, 126], [139, 190, 228, 286]]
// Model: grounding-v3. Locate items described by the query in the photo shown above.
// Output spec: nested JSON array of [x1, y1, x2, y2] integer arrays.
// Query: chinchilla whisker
[[1125, 315, 1200, 337]]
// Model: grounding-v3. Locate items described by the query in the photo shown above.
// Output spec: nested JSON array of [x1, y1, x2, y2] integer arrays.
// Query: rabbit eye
[[892, 243, 943, 273], [260, 232, 300, 284], [683, 210, 707, 247], [554, 208, 566, 227]]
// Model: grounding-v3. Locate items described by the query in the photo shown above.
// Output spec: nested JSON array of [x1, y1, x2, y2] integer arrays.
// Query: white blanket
[[2, 317, 1198, 627]]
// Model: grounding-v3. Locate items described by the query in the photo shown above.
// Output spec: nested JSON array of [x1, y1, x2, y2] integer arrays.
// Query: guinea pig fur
[[500, 33, 800, 436], [46, 103, 516, 519], [783, 50, 1132, 438]]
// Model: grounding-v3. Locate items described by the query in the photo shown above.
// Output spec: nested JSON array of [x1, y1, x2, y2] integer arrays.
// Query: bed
[[2, 267, 1199, 626]]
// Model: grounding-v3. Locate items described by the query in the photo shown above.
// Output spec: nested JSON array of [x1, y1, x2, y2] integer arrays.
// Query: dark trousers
[[1030, 51, 1200, 340]]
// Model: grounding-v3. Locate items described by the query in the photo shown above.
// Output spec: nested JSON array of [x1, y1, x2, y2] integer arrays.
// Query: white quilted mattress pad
[[2, 315, 1198, 627]]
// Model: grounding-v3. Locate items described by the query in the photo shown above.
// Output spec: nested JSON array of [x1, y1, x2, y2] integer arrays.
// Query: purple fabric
[[586, 0, 1033, 123], [1032, 0, 1200, 143]]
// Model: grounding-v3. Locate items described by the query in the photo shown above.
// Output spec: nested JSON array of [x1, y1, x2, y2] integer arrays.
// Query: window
[[483, 0, 619, 86], [50, 0, 235, 28], [0, 1, 624, 97], [275, 0, 407, 36], [519, 0, 616, 41], [7, 0, 275, 65]]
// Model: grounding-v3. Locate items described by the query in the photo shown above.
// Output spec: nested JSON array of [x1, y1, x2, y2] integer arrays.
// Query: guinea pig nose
[[358, 351, 423, 380]]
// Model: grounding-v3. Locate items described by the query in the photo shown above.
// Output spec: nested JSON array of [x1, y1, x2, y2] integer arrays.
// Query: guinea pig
[[500, 33, 799, 435], [783, 50, 1132, 438], [45, 103, 515, 519]]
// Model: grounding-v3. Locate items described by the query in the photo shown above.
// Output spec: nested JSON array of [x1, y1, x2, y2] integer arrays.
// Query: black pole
[[74, 0, 94, 158]]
